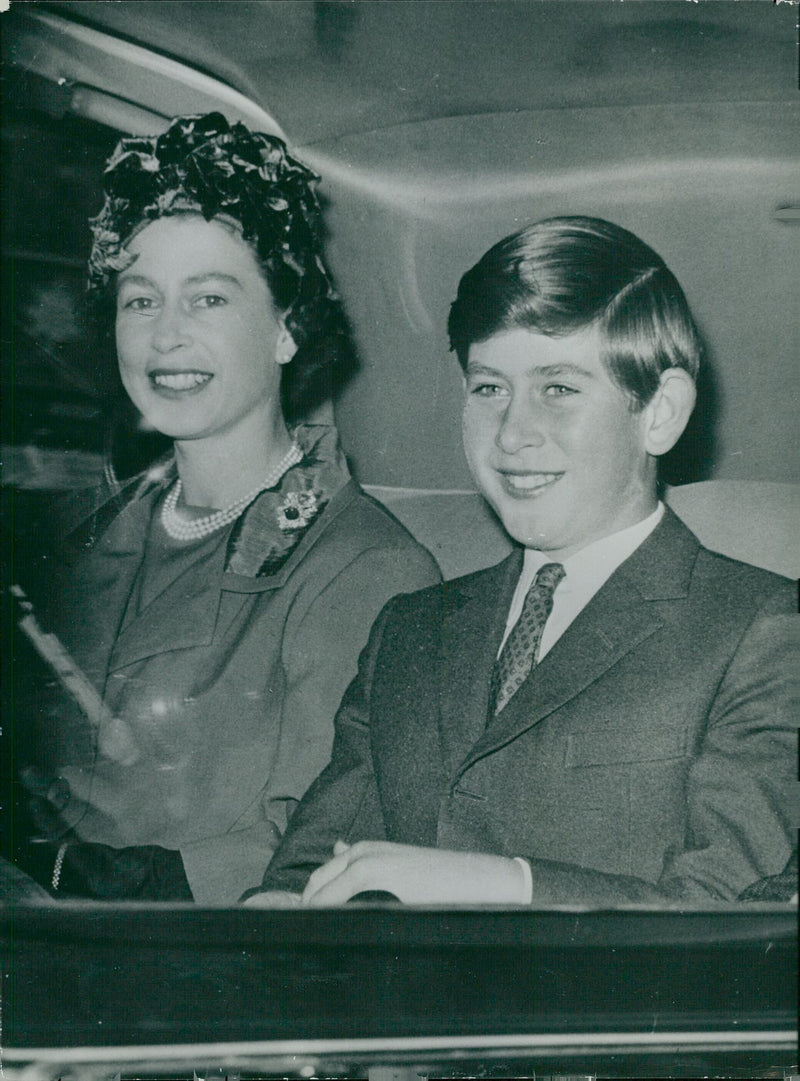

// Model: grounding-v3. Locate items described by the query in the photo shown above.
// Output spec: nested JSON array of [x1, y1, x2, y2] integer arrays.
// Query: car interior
[[1, 3, 798, 1079]]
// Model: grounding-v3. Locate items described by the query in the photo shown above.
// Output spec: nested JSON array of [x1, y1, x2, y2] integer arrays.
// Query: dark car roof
[[48, 1, 796, 146]]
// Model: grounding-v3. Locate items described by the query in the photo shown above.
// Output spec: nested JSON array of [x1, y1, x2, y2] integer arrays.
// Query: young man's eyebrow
[[464, 362, 596, 379], [464, 362, 505, 377], [525, 363, 596, 379]]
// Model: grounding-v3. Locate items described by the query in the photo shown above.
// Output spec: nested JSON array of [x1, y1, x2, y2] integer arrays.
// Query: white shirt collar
[[520, 502, 664, 588], [501, 503, 665, 659]]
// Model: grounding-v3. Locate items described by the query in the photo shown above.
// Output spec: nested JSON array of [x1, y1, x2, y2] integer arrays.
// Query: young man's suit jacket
[[260, 508, 798, 904]]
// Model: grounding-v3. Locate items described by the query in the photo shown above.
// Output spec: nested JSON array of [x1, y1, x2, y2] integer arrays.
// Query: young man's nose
[[495, 396, 547, 454], [152, 304, 192, 353]]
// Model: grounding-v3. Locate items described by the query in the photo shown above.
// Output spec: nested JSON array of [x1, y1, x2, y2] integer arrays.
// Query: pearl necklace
[[161, 442, 302, 542]]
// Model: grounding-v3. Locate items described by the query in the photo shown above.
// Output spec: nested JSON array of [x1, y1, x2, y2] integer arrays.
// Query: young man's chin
[[492, 507, 560, 553], [481, 478, 565, 544]]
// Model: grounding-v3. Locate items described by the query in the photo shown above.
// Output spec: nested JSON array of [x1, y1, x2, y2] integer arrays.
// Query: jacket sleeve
[[523, 594, 799, 905], [251, 598, 397, 896], [185, 543, 438, 904]]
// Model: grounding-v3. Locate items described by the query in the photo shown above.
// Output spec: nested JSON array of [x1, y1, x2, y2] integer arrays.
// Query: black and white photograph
[[1, 2, 798, 1079]]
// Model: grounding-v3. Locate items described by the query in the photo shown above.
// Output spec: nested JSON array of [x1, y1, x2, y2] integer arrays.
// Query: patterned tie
[[490, 562, 565, 716]]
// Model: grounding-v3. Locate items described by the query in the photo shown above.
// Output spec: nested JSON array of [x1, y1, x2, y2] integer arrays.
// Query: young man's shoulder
[[381, 532, 795, 625], [379, 550, 519, 618], [690, 542, 796, 612]]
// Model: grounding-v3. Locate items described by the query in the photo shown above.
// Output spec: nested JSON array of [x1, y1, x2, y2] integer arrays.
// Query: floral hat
[[87, 112, 333, 302]]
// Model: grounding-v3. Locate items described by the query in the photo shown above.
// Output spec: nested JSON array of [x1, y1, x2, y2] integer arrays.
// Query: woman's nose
[[151, 304, 191, 353], [495, 396, 547, 454]]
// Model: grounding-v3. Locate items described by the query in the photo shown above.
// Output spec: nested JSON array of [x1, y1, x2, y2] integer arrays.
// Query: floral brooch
[[276, 490, 318, 531]]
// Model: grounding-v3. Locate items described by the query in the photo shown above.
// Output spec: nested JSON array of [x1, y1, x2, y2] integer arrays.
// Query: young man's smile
[[462, 326, 657, 560], [497, 469, 564, 496]]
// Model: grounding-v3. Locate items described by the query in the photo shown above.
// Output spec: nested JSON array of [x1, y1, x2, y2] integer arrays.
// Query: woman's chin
[[131, 405, 214, 443]]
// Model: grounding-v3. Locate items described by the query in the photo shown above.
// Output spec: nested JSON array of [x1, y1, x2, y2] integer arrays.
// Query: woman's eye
[[122, 296, 156, 312], [194, 294, 227, 309]]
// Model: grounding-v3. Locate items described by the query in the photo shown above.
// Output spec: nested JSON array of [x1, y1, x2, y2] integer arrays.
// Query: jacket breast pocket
[[565, 725, 691, 768]]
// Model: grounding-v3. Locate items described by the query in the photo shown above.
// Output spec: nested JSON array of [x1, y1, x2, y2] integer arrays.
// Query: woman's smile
[[149, 369, 214, 394], [115, 216, 285, 444]]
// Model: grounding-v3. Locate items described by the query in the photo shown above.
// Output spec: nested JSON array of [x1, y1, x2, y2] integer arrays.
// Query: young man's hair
[[448, 216, 703, 409]]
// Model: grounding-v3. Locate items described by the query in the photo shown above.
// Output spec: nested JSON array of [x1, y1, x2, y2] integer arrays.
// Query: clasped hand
[[243, 840, 528, 907]]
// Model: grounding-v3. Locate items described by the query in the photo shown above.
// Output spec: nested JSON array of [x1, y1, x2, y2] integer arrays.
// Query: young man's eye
[[470, 382, 507, 397], [543, 383, 578, 397]]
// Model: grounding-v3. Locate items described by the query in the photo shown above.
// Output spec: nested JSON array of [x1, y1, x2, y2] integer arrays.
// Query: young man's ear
[[275, 325, 298, 366], [642, 368, 696, 457]]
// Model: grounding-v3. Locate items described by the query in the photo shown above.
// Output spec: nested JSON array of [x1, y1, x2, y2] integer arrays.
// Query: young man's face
[[462, 326, 658, 560]]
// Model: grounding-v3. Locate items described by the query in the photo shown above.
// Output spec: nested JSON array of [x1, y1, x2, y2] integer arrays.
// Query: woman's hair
[[87, 112, 355, 423], [448, 216, 702, 409]]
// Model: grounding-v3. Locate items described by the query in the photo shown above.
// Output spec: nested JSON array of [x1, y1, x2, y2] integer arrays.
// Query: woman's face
[[115, 215, 289, 444]]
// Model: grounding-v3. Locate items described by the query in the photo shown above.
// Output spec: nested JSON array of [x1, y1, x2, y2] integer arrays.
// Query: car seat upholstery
[[366, 481, 799, 581]]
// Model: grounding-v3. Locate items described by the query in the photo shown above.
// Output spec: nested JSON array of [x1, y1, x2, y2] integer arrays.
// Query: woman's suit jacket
[[261, 509, 798, 903], [27, 473, 440, 904]]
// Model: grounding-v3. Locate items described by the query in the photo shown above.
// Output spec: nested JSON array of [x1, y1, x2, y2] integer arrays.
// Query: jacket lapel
[[107, 531, 229, 671], [107, 478, 362, 671], [456, 508, 700, 773], [222, 480, 360, 592], [103, 468, 230, 671], [58, 485, 154, 684], [437, 551, 522, 774]]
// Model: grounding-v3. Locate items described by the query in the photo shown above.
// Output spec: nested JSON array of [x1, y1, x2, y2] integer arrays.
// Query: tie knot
[[514, 562, 566, 644], [521, 561, 565, 619], [535, 561, 566, 594]]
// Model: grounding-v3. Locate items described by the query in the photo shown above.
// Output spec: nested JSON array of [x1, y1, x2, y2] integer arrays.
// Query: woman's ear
[[275, 325, 298, 366], [642, 368, 696, 457]]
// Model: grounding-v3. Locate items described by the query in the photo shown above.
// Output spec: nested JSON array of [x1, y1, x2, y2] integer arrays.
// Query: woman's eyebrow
[[117, 273, 154, 288], [184, 272, 243, 289], [117, 272, 244, 290]]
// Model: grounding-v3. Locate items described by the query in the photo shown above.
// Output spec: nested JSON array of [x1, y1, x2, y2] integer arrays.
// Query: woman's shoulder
[[250, 478, 442, 594], [319, 481, 440, 566], [229, 424, 440, 581], [284, 481, 442, 620], [56, 457, 174, 548]]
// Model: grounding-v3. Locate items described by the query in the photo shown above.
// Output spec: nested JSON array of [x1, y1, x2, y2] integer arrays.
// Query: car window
[[2, 73, 115, 485]]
